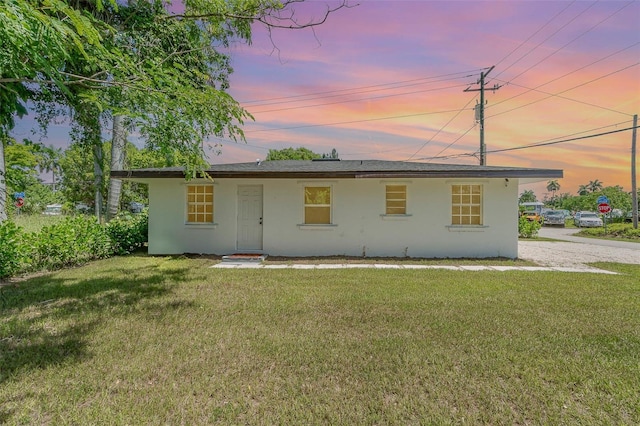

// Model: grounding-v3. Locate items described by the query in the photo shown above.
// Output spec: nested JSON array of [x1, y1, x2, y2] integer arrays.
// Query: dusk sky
[[10, 0, 640, 199]]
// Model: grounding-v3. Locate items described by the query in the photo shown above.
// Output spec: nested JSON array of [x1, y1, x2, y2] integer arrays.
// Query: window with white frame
[[304, 186, 331, 224], [451, 184, 482, 225], [385, 184, 407, 215], [186, 184, 213, 224]]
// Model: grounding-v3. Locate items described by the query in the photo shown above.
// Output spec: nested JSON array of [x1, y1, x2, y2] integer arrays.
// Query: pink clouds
[[7, 1, 636, 201], [221, 0, 639, 198]]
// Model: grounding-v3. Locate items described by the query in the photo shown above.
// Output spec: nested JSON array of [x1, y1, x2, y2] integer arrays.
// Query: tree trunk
[[107, 114, 126, 221], [0, 139, 7, 222], [93, 142, 104, 223]]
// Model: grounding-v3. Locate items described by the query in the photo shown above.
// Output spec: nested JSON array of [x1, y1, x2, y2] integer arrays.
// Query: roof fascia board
[[111, 170, 563, 180]]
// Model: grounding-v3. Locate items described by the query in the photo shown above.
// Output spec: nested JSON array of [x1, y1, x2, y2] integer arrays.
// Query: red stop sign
[[598, 203, 611, 214]]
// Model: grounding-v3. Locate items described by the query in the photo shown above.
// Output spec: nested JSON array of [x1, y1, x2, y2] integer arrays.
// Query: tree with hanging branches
[[0, 0, 354, 221]]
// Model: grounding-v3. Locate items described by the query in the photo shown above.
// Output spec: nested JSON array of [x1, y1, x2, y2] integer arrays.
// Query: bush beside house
[[518, 215, 542, 238], [0, 212, 148, 279]]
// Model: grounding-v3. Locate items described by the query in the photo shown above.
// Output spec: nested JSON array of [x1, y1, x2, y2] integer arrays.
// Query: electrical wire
[[494, 0, 577, 76], [243, 108, 469, 133], [497, 1, 598, 83], [238, 69, 485, 106], [246, 75, 480, 111], [409, 3, 634, 164], [501, 1, 633, 86], [487, 125, 637, 155], [223, 4, 637, 163], [405, 95, 478, 160], [419, 121, 637, 161], [421, 124, 478, 163], [487, 62, 639, 119], [250, 82, 470, 114], [489, 43, 639, 117]]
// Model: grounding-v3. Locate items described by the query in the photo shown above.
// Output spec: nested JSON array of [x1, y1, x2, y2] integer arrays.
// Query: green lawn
[[1, 256, 638, 424], [12, 214, 67, 233]]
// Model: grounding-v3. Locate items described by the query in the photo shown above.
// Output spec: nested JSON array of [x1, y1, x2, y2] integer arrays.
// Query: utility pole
[[464, 66, 502, 165], [632, 114, 638, 229]]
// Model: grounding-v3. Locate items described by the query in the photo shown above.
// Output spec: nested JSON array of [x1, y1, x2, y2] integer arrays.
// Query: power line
[[245, 74, 480, 110], [394, 3, 626, 164], [250, 82, 470, 114], [487, 125, 637, 155], [404, 5, 630, 165], [494, 0, 577, 76], [418, 122, 637, 161], [405, 95, 478, 161], [499, 1, 599, 84], [489, 43, 639, 117], [487, 62, 640, 119], [502, 1, 633, 86], [243, 108, 469, 133], [239, 69, 485, 106], [238, 59, 638, 155], [421, 124, 478, 163], [492, 78, 636, 117]]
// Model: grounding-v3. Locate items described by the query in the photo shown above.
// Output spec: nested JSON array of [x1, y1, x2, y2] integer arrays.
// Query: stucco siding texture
[[147, 177, 519, 259]]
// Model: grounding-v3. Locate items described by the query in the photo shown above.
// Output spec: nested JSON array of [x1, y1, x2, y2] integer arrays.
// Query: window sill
[[297, 224, 338, 230], [185, 223, 218, 229], [446, 225, 488, 232], [380, 214, 412, 221]]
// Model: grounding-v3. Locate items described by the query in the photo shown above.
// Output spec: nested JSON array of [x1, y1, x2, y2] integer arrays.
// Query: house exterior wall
[[146, 177, 520, 258]]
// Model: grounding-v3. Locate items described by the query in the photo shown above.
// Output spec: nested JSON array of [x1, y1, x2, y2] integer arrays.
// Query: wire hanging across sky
[[215, 0, 638, 173], [238, 69, 485, 106], [415, 121, 638, 161], [249, 82, 471, 114]]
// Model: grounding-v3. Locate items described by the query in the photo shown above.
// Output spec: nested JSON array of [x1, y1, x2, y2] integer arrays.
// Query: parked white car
[[43, 204, 63, 215], [573, 211, 603, 227]]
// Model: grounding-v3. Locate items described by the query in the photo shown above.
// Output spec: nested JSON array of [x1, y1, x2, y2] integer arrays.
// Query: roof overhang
[[111, 165, 563, 181]]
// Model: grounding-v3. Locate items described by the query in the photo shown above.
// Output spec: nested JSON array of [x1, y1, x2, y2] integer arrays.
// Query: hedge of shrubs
[[577, 223, 640, 240], [0, 212, 148, 280]]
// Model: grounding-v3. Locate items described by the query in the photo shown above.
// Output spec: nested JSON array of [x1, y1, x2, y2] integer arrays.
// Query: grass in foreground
[[1, 256, 638, 424], [12, 214, 67, 233]]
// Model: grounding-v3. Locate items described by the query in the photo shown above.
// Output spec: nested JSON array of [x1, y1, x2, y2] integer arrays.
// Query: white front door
[[237, 185, 263, 251]]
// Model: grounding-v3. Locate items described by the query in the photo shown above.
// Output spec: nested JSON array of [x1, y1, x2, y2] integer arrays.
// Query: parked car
[[573, 211, 603, 227], [542, 210, 565, 227], [129, 201, 145, 213], [43, 204, 63, 215], [75, 203, 91, 213], [521, 211, 542, 222]]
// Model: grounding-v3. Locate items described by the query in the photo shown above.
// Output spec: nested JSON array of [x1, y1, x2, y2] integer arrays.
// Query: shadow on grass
[[0, 259, 193, 385]]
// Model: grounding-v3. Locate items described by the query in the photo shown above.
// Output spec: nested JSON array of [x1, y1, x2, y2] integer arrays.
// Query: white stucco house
[[111, 159, 562, 259]]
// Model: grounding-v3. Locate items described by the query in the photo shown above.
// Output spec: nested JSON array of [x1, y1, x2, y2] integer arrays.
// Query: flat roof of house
[[111, 159, 563, 180]]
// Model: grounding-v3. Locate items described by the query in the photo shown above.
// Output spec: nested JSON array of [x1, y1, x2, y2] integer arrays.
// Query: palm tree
[[546, 180, 560, 206], [38, 145, 62, 191], [577, 185, 589, 196], [587, 179, 603, 193]]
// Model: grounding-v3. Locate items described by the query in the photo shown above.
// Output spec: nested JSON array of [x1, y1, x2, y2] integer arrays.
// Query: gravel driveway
[[518, 228, 640, 270]]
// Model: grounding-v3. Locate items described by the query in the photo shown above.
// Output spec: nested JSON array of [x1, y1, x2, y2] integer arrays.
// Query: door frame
[[236, 185, 264, 251]]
